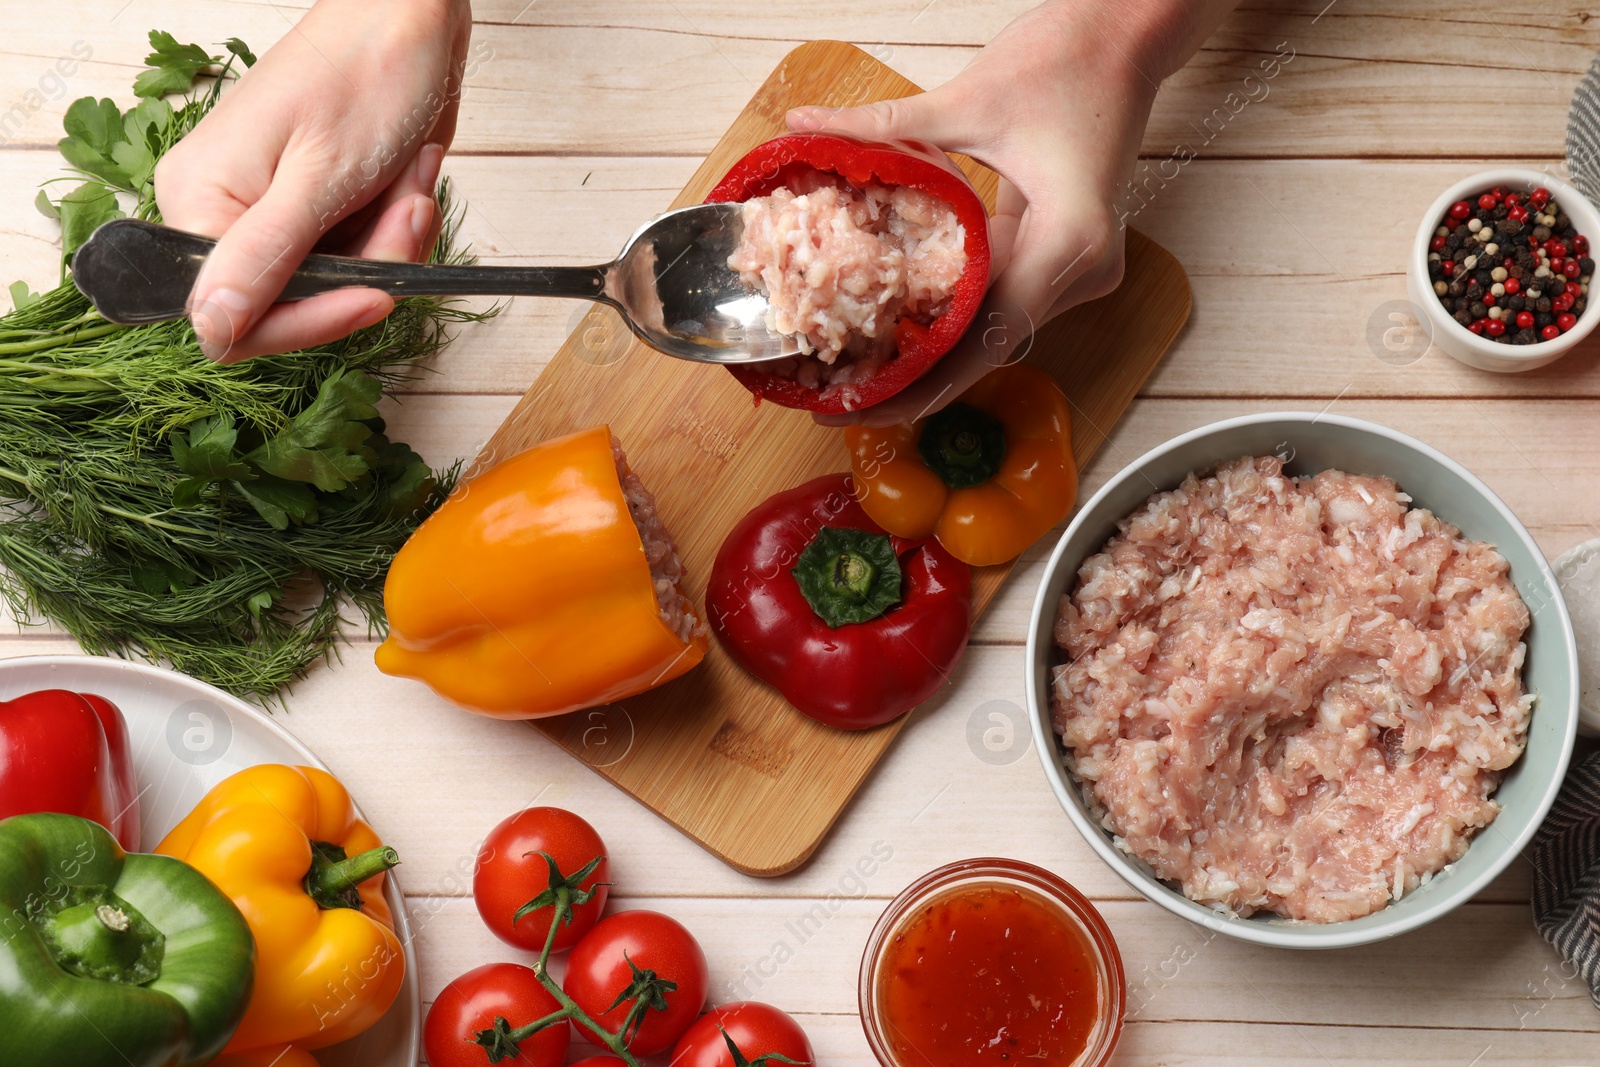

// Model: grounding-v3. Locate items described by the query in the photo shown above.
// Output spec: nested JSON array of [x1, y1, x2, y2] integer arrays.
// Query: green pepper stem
[[833, 551, 878, 599], [34, 886, 164, 985], [916, 402, 1006, 489], [791, 527, 903, 629], [305, 845, 399, 908]]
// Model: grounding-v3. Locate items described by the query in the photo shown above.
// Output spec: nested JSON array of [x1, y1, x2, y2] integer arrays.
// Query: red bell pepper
[[0, 689, 140, 850], [705, 133, 992, 414], [706, 474, 972, 729]]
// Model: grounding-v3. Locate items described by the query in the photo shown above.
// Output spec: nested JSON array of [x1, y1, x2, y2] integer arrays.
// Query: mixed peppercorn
[[1427, 185, 1592, 344]]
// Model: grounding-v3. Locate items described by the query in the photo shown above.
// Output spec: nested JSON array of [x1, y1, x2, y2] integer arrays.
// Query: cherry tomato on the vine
[[475, 806, 610, 952], [569, 1059, 630, 1067], [670, 1002, 815, 1067], [424, 963, 570, 1067], [564, 910, 710, 1056]]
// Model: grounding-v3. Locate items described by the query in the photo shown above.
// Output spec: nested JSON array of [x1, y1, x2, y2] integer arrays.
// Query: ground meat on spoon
[[1051, 455, 1533, 924], [611, 436, 704, 645], [729, 170, 967, 400]]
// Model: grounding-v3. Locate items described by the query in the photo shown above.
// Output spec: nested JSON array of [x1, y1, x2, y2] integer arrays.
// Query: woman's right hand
[[154, 0, 474, 363]]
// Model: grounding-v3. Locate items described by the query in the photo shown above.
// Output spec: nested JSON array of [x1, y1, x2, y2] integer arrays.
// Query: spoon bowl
[[70, 205, 800, 365]]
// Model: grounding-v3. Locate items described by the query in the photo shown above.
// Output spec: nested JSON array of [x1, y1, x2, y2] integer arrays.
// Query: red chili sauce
[[877, 883, 1102, 1066]]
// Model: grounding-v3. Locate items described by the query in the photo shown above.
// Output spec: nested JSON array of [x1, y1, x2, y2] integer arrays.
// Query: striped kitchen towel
[[1538, 66, 1600, 1006], [1570, 50, 1600, 200], [1530, 748, 1600, 1007]]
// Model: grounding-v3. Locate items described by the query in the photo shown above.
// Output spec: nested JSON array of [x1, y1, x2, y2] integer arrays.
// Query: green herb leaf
[[62, 97, 125, 155], [134, 31, 219, 98], [245, 589, 274, 618], [58, 96, 135, 188], [367, 437, 436, 517], [171, 415, 254, 485], [130, 558, 198, 595], [223, 38, 257, 68], [7, 281, 39, 312], [244, 370, 383, 492], [56, 182, 124, 263], [234, 476, 319, 531], [57, 139, 130, 188], [33, 189, 58, 220], [110, 99, 171, 191], [125, 97, 174, 139]]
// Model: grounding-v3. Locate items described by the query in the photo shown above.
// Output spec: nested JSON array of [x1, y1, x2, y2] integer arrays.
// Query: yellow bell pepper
[[844, 363, 1078, 567], [375, 425, 708, 718], [155, 764, 404, 1053]]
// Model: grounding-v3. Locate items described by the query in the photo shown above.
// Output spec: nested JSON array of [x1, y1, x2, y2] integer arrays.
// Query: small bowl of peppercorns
[[1409, 167, 1600, 372]]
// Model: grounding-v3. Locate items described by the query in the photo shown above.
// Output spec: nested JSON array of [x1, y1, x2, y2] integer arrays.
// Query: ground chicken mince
[[611, 436, 704, 645], [729, 169, 966, 391], [1051, 455, 1533, 923]]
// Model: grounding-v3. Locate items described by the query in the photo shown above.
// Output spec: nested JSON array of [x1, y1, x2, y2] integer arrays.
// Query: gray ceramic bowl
[[1025, 412, 1579, 949]]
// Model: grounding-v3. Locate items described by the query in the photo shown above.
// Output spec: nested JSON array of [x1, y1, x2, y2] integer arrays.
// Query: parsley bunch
[[0, 31, 494, 699]]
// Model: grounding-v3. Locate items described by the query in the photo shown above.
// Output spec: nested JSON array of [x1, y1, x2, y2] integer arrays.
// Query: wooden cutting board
[[476, 40, 1191, 876]]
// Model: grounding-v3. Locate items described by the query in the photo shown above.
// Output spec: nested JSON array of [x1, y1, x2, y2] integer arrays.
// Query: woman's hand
[[791, 0, 1235, 426], [155, 0, 473, 362]]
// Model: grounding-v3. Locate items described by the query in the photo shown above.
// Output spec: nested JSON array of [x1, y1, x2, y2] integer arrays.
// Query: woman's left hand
[[791, 0, 1235, 426]]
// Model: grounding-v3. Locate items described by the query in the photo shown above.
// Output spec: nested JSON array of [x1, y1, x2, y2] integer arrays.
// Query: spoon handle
[[70, 218, 614, 325], [281, 255, 612, 302]]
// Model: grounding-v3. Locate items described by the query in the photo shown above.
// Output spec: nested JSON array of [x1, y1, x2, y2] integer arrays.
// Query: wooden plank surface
[[0, 2, 1593, 158], [472, 40, 1188, 876], [1, 1, 1598, 1063]]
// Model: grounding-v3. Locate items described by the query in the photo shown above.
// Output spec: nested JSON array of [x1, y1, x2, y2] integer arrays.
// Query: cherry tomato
[[475, 807, 610, 952], [569, 1059, 629, 1067], [564, 910, 710, 1055], [424, 963, 570, 1067], [670, 1002, 815, 1067]]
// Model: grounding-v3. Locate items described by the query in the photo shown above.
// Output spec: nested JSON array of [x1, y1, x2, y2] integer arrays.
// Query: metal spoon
[[70, 206, 799, 364]]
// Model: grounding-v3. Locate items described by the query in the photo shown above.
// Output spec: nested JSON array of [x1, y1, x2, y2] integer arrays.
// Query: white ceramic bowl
[[1025, 413, 1579, 949], [1407, 167, 1600, 373]]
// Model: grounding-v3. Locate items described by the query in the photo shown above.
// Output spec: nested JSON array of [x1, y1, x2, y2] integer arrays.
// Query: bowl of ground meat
[[1025, 412, 1578, 948]]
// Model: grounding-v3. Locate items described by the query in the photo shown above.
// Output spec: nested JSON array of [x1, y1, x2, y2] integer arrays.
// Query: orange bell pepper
[[844, 363, 1077, 567], [155, 764, 404, 1053], [374, 425, 707, 718]]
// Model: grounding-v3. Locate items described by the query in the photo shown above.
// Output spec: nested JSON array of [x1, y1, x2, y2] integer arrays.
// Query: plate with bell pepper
[[0, 654, 421, 1067]]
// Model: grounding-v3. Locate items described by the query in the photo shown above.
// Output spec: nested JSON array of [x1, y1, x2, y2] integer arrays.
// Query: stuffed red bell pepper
[[706, 474, 972, 729], [0, 690, 139, 850], [707, 133, 991, 414]]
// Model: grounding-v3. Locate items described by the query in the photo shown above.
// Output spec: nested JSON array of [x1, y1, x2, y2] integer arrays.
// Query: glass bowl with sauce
[[859, 857, 1124, 1067]]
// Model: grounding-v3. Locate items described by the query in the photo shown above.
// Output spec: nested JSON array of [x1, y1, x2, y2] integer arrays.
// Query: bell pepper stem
[[33, 885, 165, 985], [304, 844, 400, 910], [916, 402, 1006, 489], [791, 527, 903, 628], [834, 551, 877, 598]]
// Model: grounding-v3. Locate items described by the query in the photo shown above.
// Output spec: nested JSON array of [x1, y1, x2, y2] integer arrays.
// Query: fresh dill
[[0, 31, 494, 700]]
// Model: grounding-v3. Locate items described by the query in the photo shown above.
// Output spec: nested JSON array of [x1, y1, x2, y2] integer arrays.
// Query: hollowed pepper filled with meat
[[707, 133, 992, 414]]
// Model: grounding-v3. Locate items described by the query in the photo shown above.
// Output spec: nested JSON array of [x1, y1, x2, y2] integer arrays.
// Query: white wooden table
[[3, 2, 1600, 1063]]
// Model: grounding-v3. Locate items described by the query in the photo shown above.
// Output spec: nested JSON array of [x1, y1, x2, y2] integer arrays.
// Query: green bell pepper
[[0, 812, 255, 1067]]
